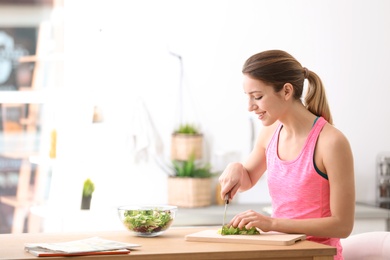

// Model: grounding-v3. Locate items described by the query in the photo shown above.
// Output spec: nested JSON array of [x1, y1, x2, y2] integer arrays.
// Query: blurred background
[[0, 0, 389, 233]]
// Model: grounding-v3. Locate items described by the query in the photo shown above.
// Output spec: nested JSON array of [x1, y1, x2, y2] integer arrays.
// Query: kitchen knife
[[222, 193, 230, 227]]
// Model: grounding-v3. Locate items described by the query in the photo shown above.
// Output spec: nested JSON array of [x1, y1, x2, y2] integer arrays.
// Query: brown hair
[[242, 50, 333, 124]]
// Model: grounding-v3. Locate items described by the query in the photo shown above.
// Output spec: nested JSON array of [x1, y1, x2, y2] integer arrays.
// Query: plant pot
[[167, 177, 212, 208], [81, 195, 92, 210], [171, 133, 203, 161]]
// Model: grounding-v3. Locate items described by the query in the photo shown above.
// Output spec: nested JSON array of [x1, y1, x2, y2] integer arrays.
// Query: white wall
[[58, 0, 390, 209]]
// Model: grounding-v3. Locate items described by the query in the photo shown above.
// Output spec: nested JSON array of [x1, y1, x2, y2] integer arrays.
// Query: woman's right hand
[[218, 162, 245, 202]]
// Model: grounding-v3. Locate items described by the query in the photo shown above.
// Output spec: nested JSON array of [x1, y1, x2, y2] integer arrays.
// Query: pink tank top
[[266, 117, 343, 260]]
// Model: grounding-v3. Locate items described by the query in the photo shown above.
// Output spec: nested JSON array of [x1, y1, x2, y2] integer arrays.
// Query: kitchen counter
[[29, 202, 390, 234], [0, 227, 336, 260], [174, 202, 390, 235]]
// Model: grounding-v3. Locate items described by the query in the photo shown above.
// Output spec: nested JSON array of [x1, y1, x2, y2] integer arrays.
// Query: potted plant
[[167, 154, 216, 208], [81, 178, 95, 210], [171, 123, 203, 161]]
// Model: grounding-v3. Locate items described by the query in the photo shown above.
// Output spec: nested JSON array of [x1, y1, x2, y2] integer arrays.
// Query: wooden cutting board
[[185, 229, 306, 246]]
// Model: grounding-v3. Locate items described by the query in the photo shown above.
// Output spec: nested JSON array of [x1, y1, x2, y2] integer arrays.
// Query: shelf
[[378, 198, 390, 202], [0, 91, 48, 103], [0, 196, 40, 208], [0, 90, 69, 103], [18, 53, 64, 63]]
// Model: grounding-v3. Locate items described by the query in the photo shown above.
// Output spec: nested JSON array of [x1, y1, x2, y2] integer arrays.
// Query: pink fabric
[[341, 232, 390, 260], [266, 117, 342, 260]]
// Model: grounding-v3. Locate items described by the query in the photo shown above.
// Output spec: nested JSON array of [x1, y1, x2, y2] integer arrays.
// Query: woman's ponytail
[[304, 70, 333, 124]]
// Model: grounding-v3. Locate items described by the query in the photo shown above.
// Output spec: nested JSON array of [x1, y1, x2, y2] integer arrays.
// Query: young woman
[[219, 50, 355, 260]]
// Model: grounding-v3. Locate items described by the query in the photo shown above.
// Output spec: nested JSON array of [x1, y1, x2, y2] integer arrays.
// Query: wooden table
[[0, 227, 336, 260]]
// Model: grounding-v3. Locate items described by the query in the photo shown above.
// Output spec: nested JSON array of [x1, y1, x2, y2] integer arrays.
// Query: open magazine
[[24, 237, 141, 257]]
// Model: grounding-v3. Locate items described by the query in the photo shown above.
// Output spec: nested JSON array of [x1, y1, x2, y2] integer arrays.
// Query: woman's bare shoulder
[[319, 123, 351, 151], [316, 123, 354, 178]]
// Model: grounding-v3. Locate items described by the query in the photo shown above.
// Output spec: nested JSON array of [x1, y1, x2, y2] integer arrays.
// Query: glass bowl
[[117, 205, 177, 237]]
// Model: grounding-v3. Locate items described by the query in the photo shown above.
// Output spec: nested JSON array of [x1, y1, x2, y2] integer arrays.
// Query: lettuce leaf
[[218, 225, 260, 235], [123, 209, 173, 233]]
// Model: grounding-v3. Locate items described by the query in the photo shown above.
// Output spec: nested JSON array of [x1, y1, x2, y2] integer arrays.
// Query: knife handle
[[224, 193, 230, 204]]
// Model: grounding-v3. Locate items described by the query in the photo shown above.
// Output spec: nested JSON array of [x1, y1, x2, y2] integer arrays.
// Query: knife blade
[[222, 193, 230, 227]]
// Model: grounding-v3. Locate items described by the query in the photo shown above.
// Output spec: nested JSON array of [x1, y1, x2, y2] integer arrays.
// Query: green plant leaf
[[174, 124, 199, 134], [171, 154, 215, 178], [82, 178, 95, 197]]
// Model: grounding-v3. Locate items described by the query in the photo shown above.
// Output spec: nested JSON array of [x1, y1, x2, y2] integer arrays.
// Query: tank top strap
[[307, 117, 327, 149]]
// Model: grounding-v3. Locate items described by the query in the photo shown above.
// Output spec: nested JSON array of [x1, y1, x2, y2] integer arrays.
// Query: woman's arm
[[219, 122, 278, 200]]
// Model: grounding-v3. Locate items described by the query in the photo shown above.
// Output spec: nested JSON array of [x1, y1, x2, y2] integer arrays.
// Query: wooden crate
[[170, 133, 203, 161], [167, 177, 212, 208]]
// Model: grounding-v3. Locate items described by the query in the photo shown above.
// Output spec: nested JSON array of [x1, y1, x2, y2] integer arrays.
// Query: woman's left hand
[[229, 210, 273, 232]]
